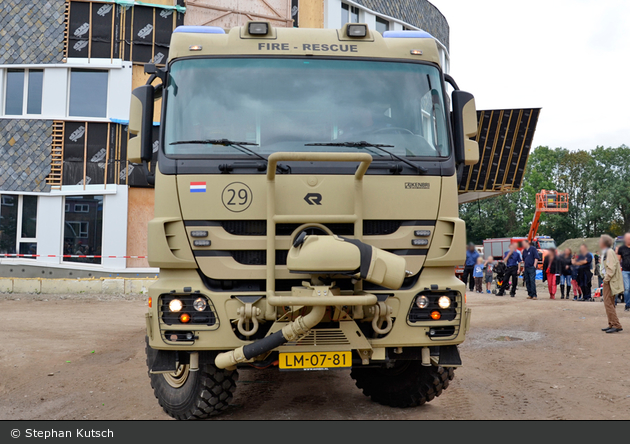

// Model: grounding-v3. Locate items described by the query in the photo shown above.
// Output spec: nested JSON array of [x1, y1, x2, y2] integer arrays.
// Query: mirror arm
[[444, 74, 460, 91], [142, 160, 155, 187]]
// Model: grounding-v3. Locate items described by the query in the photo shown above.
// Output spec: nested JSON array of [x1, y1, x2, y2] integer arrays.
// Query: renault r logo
[[304, 193, 322, 205]]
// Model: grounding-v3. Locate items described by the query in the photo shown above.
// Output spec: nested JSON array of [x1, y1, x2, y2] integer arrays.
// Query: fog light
[[180, 313, 191, 323], [416, 295, 429, 309], [193, 297, 207, 312], [430, 311, 441, 320], [190, 230, 208, 238], [193, 240, 211, 247], [169, 299, 183, 312], [186, 332, 193, 340], [249, 22, 269, 35], [347, 24, 367, 37], [438, 296, 451, 309], [429, 329, 436, 336], [414, 230, 430, 237], [411, 239, 429, 246]]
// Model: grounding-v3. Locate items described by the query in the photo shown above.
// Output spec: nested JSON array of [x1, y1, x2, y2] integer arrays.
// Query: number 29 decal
[[221, 182, 253, 212]]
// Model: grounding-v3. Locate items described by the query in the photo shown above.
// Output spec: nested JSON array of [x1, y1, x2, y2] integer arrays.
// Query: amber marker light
[[180, 313, 191, 323], [148, 297, 152, 308], [430, 311, 441, 320]]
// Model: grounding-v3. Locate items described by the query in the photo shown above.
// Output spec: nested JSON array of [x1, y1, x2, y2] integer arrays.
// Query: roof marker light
[[189, 45, 202, 51], [410, 49, 423, 55], [173, 26, 225, 34], [347, 24, 367, 38], [248, 22, 269, 35], [383, 30, 434, 39]]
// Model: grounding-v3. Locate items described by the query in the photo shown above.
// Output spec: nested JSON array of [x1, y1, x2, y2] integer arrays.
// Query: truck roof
[[168, 24, 442, 67]]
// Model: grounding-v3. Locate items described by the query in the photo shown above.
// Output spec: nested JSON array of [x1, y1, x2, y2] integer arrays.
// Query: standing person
[[617, 233, 630, 312], [484, 256, 495, 294], [599, 235, 623, 333], [522, 240, 540, 300], [542, 248, 560, 299], [462, 243, 480, 292], [497, 243, 522, 297], [594, 253, 604, 289], [570, 255, 582, 300], [573, 244, 594, 301], [557, 248, 573, 299], [473, 257, 484, 293]]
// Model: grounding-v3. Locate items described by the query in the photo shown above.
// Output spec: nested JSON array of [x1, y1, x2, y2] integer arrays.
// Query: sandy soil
[[1, 284, 629, 420]]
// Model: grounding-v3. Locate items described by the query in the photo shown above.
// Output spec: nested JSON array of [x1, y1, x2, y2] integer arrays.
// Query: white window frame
[[341, 2, 360, 24], [74, 203, 89, 213], [2, 68, 44, 117], [375, 16, 390, 33], [0, 194, 38, 257], [67, 68, 109, 119]]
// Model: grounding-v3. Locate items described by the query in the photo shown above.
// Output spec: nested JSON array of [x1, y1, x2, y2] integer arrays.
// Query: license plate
[[279, 351, 351, 371]]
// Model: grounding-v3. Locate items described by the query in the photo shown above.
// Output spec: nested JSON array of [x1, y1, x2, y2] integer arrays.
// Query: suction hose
[[215, 305, 326, 369]]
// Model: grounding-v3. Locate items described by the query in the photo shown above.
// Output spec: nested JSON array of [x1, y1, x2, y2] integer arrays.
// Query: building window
[[74, 204, 89, 213], [3, 69, 44, 116], [341, 3, 359, 25], [375, 17, 390, 34], [69, 69, 108, 118], [0, 195, 38, 258], [64, 196, 103, 264], [26, 70, 44, 114]]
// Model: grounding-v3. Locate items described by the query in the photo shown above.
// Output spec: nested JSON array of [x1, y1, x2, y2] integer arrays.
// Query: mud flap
[[149, 350, 188, 373], [438, 345, 462, 367]]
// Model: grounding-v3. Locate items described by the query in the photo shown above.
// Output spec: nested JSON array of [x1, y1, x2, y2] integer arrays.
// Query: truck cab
[[130, 22, 479, 419]]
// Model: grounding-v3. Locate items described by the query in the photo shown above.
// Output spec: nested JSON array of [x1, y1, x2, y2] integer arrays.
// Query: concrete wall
[[0, 277, 156, 295]]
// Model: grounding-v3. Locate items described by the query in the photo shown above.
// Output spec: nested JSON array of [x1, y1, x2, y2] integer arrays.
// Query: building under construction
[[0, 0, 539, 282]]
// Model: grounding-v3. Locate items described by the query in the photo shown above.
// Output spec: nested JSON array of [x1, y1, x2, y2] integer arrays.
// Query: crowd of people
[[463, 233, 630, 334]]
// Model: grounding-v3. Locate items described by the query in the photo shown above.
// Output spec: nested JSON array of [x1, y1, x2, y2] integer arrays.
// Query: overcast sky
[[429, 0, 630, 151]]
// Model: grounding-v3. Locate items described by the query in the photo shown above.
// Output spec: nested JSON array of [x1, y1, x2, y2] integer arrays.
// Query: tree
[[462, 145, 630, 245]]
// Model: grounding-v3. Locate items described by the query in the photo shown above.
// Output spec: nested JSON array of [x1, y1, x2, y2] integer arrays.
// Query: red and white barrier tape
[[0, 254, 147, 259]]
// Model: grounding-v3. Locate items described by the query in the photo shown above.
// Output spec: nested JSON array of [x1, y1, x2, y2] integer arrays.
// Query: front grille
[[288, 328, 350, 346], [218, 220, 404, 236], [408, 291, 461, 323], [231, 250, 288, 266], [160, 294, 217, 327]]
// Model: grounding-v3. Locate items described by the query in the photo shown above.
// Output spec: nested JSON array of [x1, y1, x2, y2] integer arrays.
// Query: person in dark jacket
[[557, 248, 573, 299], [462, 243, 480, 292], [573, 244, 594, 301], [542, 248, 561, 299]]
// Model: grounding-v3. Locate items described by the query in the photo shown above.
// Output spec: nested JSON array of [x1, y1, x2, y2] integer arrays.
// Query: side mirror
[[128, 85, 155, 164], [452, 91, 479, 166]]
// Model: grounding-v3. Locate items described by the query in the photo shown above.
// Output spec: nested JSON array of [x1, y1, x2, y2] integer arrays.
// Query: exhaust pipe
[[215, 305, 326, 369]]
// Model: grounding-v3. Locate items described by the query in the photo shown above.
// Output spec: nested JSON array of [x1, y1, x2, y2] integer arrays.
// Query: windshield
[[538, 240, 556, 250], [164, 58, 450, 159]]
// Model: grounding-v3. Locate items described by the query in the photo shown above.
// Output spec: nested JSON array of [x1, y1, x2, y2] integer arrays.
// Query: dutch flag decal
[[190, 182, 206, 193]]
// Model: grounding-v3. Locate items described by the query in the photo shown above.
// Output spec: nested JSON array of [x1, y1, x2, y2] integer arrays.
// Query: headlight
[[193, 297, 207, 312], [438, 296, 451, 309], [415, 295, 429, 309], [169, 299, 183, 312]]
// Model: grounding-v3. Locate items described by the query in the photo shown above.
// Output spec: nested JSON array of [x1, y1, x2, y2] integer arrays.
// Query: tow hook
[[370, 301, 393, 335], [237, 303, 261, 337]]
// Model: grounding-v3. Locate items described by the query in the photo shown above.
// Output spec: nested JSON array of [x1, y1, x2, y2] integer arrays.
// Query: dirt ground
[[1, 282, 629, 421]]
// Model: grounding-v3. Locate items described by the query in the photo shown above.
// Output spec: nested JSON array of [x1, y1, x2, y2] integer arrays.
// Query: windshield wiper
[[304, 141, 428, 174], [169, 139, 289, 173]]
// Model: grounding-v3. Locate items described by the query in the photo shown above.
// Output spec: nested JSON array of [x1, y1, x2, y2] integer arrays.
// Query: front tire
[[351, 361, 454, 408], [146, 340, 238, 420]]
